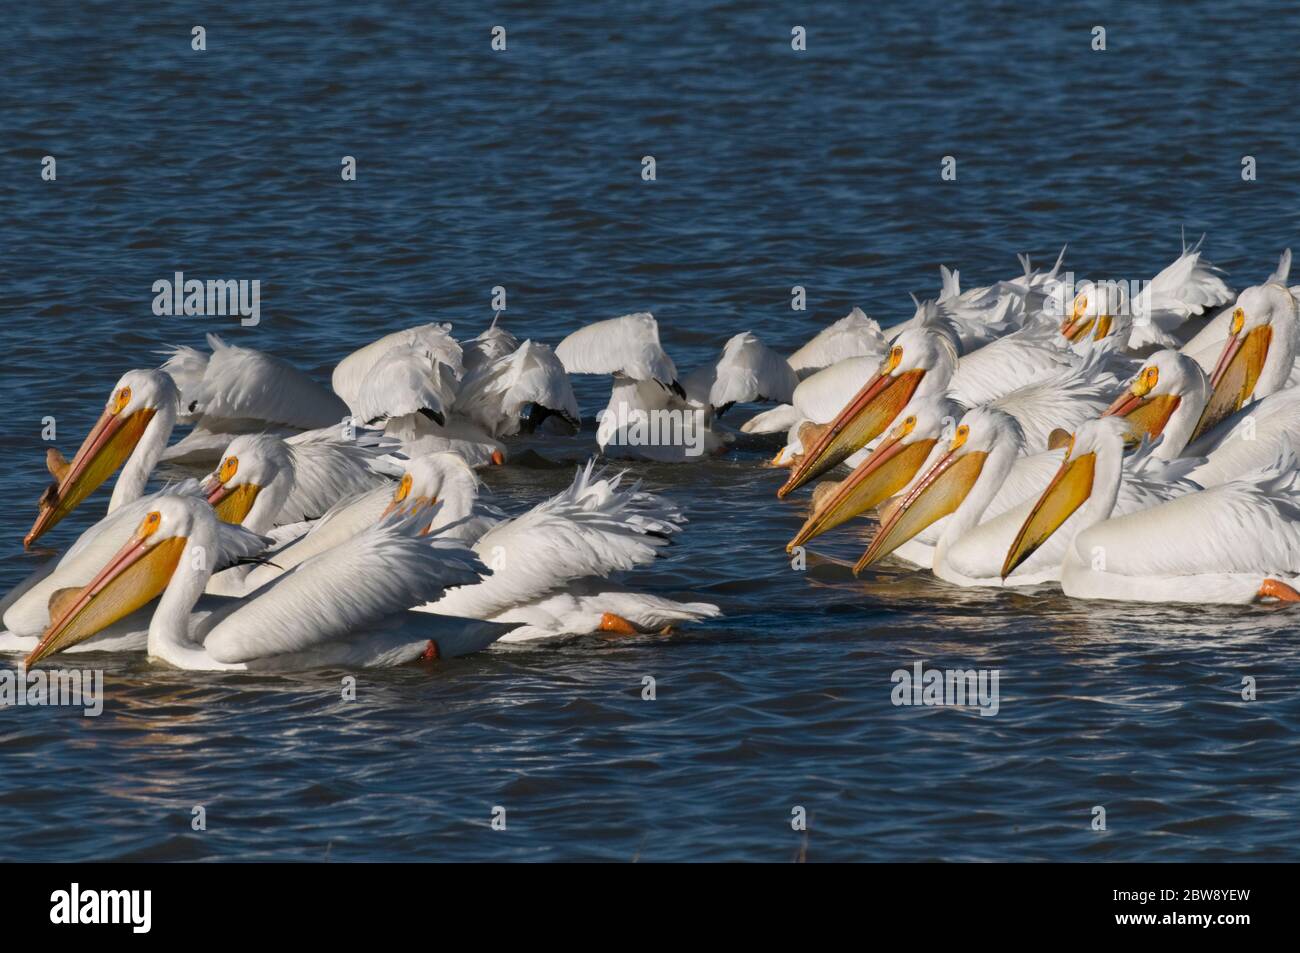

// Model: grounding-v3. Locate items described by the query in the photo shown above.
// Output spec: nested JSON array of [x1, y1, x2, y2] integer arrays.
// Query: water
[[2, 1, 1299, 861]]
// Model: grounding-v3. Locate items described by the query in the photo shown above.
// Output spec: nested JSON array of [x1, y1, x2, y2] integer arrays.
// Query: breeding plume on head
[[26, 368, 179, 548], [779, 327, 959, 498]]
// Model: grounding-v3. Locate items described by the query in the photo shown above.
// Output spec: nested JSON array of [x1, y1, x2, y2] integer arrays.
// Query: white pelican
[[26, 369, 179, 548], [351, 340, 506, 468], [556, 312, 720, 462], [394, 453, 719, 639], [199, 429, 395, 536], [786, 395, 965, 550], [160, 334, 351, 464], [463, 316, 520, 371], [1003, 425, 1300, 605], [852, 412, 1197, 586], [777, 326, 959, 494], [1098, 337, 1300, 491], [683, 331, 799, 418], [331, 322, 464, 415], [454, 339, 580, 437], [1189, 282, 1299, 441], [1180, 249, 1290, 363], [776, 317, 1109, 495], [0, 482, 263, 653], [22, 497, 512, 670]]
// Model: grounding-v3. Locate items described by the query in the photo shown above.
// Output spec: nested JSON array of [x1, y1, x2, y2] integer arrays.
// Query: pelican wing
[[455, 340, 579, 436], [202, 513, 488, 664], [1188, 388, 1300, 487], [185, 334, 349, 429], [787, 308, 886, 377], [951, 334, 1073, 407], [555, 312, 678, 386], [429, 461, 682, 619], [462, 318, 520, 371], [356, 344, 459, 425], [1073, 459, 1300, 578], [332, 323, 462, 412], [988, 353, 1119, 454], [157, 344, 209, 424], [279, 427, 396, 523], [685, 332, 799, 410]]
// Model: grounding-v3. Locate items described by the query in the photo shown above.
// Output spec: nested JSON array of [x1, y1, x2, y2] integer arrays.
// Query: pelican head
[[1002, 416, 1128, 578], [25, 369, 179, 549], [381, 451, 481, 529], [786, 395, 963, 551], [24, 495, 203, 666], [1061, 280, 1129, 345], [1193, 284, 1299, 440], [1101, 349, 1208, 456], [854, 406, 1021, 574], [778, 328, 957, 498], [202, 434, 295, 533]]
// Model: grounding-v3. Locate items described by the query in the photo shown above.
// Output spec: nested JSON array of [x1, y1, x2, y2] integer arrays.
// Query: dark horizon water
[[2, 1, 1299, 861]]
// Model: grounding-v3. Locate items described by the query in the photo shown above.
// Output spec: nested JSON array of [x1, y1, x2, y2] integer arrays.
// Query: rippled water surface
[[2, 2, 1299, 861]]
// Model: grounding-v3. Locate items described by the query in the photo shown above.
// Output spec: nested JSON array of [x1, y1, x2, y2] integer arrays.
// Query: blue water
[[2, 1, 1299, 861]]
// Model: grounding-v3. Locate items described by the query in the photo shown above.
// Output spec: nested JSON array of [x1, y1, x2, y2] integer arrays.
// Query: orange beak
[[778, 368, 924, 499], [25, 406, 156, 548]]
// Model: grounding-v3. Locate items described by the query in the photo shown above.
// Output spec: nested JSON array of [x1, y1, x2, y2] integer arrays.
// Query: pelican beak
[[1192, 323, 1272, 441], [25, 406, 157, 548], [853, 443, 988, 573], [380, 494, 436, 522], [205, 480, 263, 525], [786, 429, 938, 551], [24, 530, 186, 666], [1002, 451, 1096, 578], [778, 368, 924, 498], [1101, 390, 1181, 446]]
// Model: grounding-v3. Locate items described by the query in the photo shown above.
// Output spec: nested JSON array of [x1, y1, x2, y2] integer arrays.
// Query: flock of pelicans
[[5, 240, 1300, 671]]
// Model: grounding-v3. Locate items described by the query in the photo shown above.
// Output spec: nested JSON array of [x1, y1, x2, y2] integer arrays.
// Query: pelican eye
[[1072, 294, 1088, 321], [218, 455, 239, 484], [394, 473, 412, 503], [951, 424, 970, 450], [138, 510, 162, 538], [111, 386, 132, 415], [1231, 307, 1245, 336], [1132, 365, 1158, 396], [886, 345, 903, 372]]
